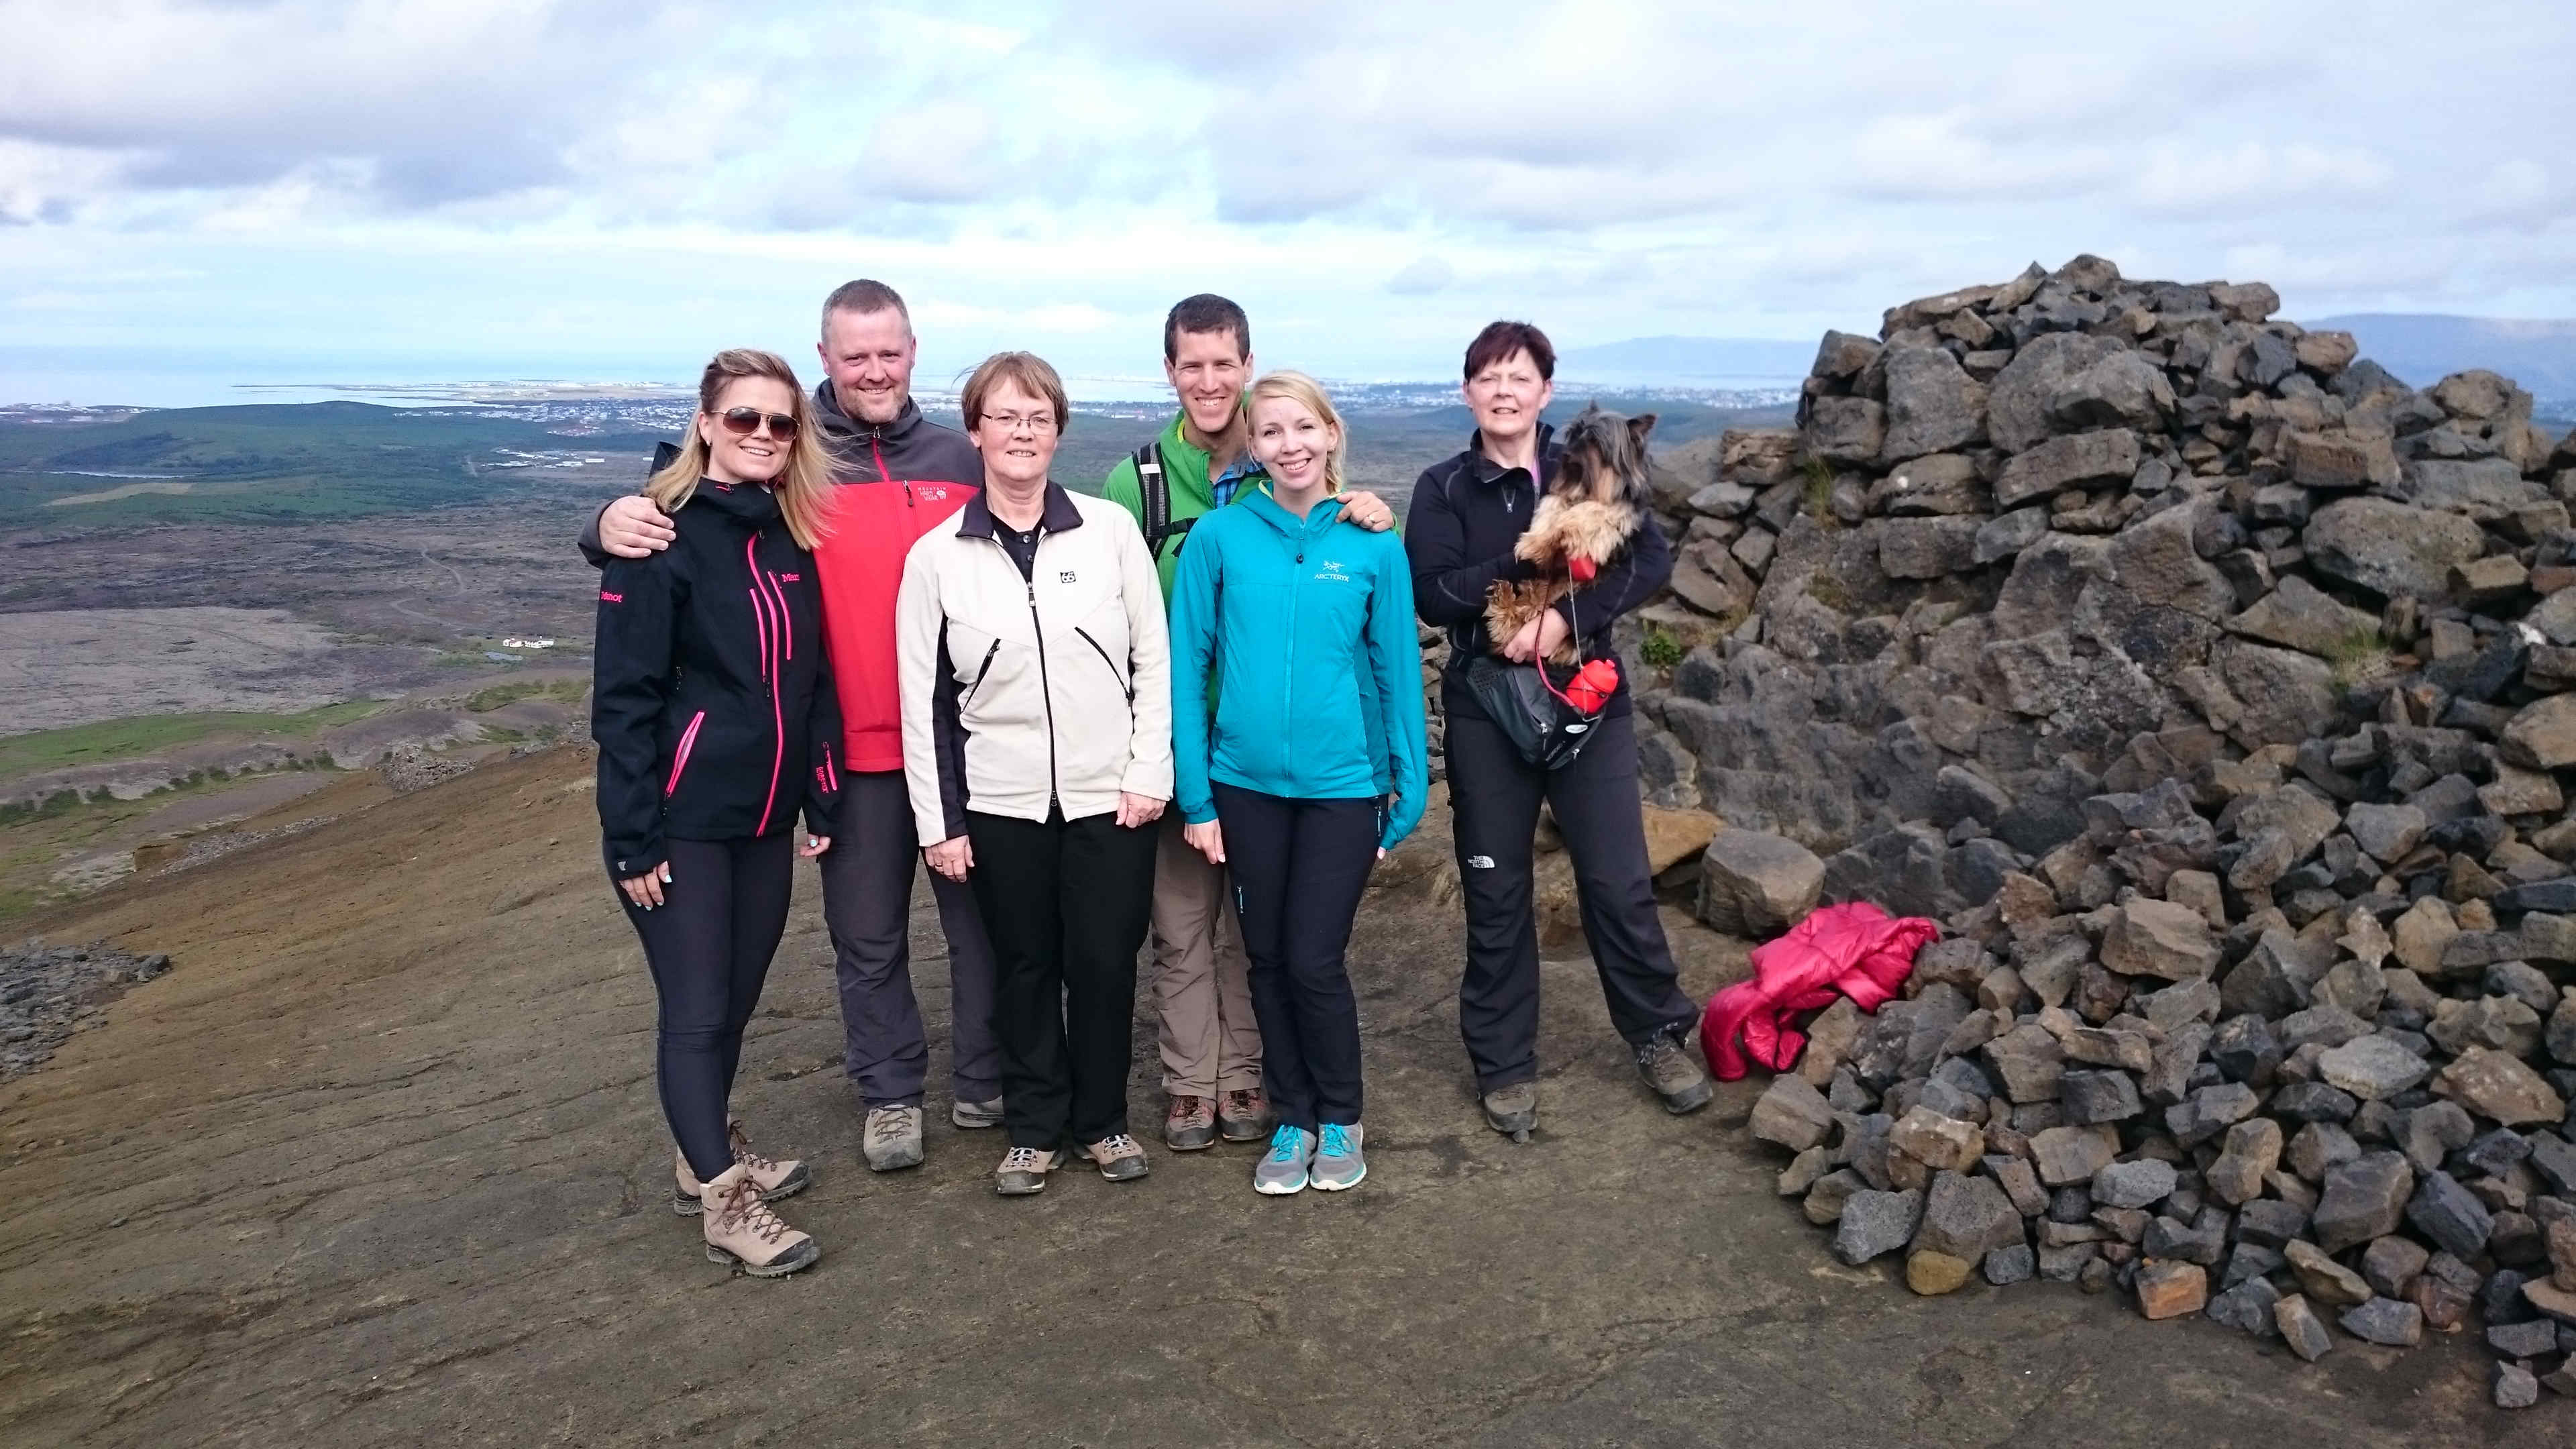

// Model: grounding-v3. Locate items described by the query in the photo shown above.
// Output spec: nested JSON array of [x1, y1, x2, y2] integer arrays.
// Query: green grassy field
[[0, 401, 662, 525], [0, 700, 388, 784], [2, 396, 1789, 529]]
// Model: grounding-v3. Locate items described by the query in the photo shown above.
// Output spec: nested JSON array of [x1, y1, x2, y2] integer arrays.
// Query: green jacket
[[1100, 412, 1268, 607]]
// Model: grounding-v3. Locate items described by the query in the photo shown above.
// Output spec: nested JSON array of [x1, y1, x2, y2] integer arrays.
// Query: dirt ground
[[0, 747, 2559, 1446]]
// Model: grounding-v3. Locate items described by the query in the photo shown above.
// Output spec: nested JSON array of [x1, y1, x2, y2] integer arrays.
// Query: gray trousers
[[818, 769, 1001, 1109]]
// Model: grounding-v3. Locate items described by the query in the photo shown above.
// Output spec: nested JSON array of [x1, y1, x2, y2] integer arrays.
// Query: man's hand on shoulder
[[601, 495, 676, 558], [1340, 489, 1395, 532]]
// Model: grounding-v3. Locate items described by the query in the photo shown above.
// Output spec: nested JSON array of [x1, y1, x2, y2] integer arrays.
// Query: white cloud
[[1387, 256, 1454, 294], [1, 0, 2573, 393]]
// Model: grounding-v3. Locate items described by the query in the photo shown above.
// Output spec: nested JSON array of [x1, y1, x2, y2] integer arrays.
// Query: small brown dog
[[1485, 404, 1657, 664]]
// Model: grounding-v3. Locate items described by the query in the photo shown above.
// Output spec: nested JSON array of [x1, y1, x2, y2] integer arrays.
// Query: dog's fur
[[1485, 404, 1657, 664]]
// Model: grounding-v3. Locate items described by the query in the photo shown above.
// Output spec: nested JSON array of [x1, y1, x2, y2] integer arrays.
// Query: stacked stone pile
[[1645, 256, 2576, 1406]]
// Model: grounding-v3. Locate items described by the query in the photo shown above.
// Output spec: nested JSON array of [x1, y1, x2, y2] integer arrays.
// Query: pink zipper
[[665, 710, 706, 796], [747, 536, 786, 834]]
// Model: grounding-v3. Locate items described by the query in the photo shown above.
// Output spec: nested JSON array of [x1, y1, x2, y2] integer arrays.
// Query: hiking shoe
[[862, 1105, 924, 1171], [1165, 1095, 1218, 1151], [1635, 1027, 1715, 1114], [700, 1163, 820, 1277], [1080, 1134, 1152, 1182], [994, 1145, 1061, 1196], [1482, 1081, 1538, 1140], [673, 1120, 811, 1216], [1219, 1087, 1275, 1143], [951, 1096, 1005, 1130], [1310, 1122, 1367, 1191], [1254, 1125, 1315, 1195]]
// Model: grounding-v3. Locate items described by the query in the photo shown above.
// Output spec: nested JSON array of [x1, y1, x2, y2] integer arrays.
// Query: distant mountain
[[1555, 336, 1815, 385], [2307, 314, 2576, 400]]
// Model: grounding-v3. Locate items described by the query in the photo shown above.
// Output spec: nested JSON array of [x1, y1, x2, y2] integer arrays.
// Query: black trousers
[[612, 833, 795, 1181], [964, 808, 1157, 1148], [1444, 708, 1697, 1092], [817, 769, 1001, 1110], [1214, 784, 1379, 1133]]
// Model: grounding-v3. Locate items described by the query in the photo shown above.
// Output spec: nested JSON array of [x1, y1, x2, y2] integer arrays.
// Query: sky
[[1, 0, 2572, 403]]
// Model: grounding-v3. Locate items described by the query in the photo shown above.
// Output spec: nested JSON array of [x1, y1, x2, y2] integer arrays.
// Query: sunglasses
[[717, 407, 800, 441]]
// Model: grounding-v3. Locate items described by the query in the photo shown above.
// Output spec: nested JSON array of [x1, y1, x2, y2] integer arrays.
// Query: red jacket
[[1699, 902, 1939, 1082]]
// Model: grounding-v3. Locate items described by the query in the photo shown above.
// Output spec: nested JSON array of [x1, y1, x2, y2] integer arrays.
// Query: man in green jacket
[[1103, 293, 1395, 1151]]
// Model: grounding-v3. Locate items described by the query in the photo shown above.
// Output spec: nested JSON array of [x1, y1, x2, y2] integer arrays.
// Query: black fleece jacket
[[1402, 423, 1673, 722], [592, 480, 841, 877]]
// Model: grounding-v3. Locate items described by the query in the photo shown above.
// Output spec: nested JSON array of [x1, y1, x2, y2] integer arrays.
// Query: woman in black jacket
[[1401, 321, 1712, 1144], [594, 348, 841, 1277]]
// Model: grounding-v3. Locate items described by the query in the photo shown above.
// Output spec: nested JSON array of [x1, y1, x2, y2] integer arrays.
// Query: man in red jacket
[[584, 279, 995, 1173]]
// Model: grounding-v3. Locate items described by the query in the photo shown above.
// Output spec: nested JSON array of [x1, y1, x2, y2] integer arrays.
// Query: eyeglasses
[[718, 407, 800, 441], [981, 411, 1059, 435]]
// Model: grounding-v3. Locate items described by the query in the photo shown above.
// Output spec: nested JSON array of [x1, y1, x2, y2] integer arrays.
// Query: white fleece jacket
[[896, 482, 1173, 845]]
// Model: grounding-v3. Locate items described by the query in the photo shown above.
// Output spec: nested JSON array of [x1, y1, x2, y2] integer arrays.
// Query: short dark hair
[[821, 279, 910, 337], [1464, 321, 1555, 382], [1164, 294, 1250, 363]]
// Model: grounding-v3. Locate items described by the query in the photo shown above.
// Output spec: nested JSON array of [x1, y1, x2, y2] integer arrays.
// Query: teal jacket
[[1169, 493, 1429, 851]]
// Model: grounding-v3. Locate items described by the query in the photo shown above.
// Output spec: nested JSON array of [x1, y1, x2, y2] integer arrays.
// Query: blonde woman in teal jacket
[[1168, 370, 1428, 1197]]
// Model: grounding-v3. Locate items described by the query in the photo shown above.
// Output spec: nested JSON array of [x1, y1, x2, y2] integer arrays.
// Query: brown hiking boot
[[1635, 1027, 1715, 1114], [994, 1144, 1062, 1196], [862, 1104, 925, 1171], [1218, 1088, 1275, 1143], [1165, 1094, 1218, 1150], [1079, 1134, 1151, 1182], [673, 1120, 812, 1216], [699, 1163, 819, 1278]]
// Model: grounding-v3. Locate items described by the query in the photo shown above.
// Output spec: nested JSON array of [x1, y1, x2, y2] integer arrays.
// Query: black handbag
[[1464, 653, 1603, 770]]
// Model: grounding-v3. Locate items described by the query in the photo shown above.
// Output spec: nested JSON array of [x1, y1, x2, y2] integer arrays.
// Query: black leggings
[[611, 833, 794, 1181], [1214, 784, 1380, 1133]]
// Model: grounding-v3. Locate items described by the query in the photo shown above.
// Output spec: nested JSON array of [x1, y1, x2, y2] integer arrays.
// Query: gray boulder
[[2302, 496, 2487, 601], [1988, 331, 2125, 451], [1994, 429, 2143, 509], [1698, 828, 1826, 938], [1880, 346, 1986, 462]]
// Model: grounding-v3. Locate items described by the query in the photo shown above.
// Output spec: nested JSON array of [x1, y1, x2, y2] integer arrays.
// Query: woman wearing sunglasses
[[593, 348, 841, 1277]]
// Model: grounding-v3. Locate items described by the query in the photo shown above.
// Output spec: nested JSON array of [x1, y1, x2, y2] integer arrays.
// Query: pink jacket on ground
[[1699, 901, 1941, 1082]]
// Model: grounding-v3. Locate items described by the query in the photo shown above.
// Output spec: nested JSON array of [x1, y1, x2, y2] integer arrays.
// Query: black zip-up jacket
[[1402, 423, 1674, 722], [592, 480, 842, 877]]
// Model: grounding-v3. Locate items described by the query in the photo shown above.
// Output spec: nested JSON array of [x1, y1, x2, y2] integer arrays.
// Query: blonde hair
[[1243, 370, 1346, 494], [959, 350, 1071, 437], [646, 349, 833, 549]]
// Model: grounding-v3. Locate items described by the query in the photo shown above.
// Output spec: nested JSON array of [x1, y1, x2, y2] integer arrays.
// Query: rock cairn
[[1642, 256, 2576, 1407]]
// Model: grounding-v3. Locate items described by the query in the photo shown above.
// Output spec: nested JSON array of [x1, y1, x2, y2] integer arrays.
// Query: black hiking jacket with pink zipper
[[592, 479, 841, 878]]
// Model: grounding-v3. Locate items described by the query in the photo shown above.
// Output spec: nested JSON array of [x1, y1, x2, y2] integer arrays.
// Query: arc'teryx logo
[[1314, 559, 1352, 584]]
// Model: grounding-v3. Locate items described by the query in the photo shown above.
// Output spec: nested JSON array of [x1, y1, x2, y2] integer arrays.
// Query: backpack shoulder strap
[[1136, 441, 1196, 561]]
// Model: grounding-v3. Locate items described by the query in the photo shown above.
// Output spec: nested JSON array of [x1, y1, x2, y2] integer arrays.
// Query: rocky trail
[[0, 745, 2542, 1446]]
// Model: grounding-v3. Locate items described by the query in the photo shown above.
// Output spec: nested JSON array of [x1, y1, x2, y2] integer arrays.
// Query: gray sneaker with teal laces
[[1309, 1122, 1366, 1191], [1254, 1124, 1315, 1195]]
